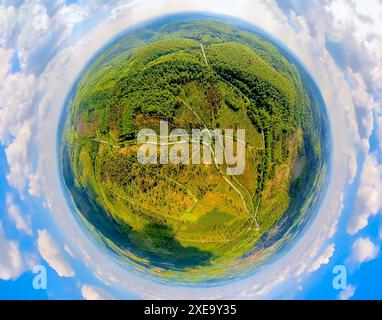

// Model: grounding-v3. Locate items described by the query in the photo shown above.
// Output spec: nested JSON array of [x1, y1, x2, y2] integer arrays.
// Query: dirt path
[[200, 43, 209, 67]]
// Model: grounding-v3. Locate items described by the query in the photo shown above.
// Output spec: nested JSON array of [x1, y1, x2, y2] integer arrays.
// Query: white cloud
[[6, 193, 32, 235], [348, 154, 382, 235], [351, 237, 379, 263], [377, 116, 382, 152], [347, 153, 358, 184], [36, 229, 74, 277], [57, 3, 89, 29], [81, 285, 113, 300], [4, 121, 34, 194], [0, 5, 17, 48], [326, 0, 382, 109], [309, 243, 336, 273], [64, 244, 75, 258], [0, 71, 37, 145], [339, 284, 356, 300], [0, 222, 25, 280], [0, 48, 39, 196], [347, 68, 376, 152], [0, 48, 14, 80]]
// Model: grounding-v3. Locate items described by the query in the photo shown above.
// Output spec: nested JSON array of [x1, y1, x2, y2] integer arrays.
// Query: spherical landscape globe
[[60, 15, 329, 284]]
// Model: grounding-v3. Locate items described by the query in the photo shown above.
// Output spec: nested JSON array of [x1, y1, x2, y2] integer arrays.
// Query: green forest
[[62, 19, 324, 277]]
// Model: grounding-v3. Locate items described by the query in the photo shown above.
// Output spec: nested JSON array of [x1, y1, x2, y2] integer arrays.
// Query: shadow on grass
[[127, 222, 214, 269]]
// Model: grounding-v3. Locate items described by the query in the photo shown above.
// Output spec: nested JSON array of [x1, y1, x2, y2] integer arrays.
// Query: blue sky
[[0, 0, 382, 300]]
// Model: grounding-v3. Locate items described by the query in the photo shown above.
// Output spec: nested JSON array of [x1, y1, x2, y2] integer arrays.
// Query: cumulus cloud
[[0, 48, 13, 80], [351, 237, 379, 264], [6, 194, 32, 235], [339, 284, 356, 300], [346, 68, 376, 153], [309, 243, 336, 273], [290, 240, 336, 282], [0, 71, 37, 146], [0, 5, 17, 48], [36, 229, 74, 277], [0, 50, 38, 197], [377, 116, 382, 152], [0, 222, 25, 280], [348, 154, 382, 235], [81, 285, 113, 300], [325, 0, 382, 108], [4, 122, 35, 194]]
